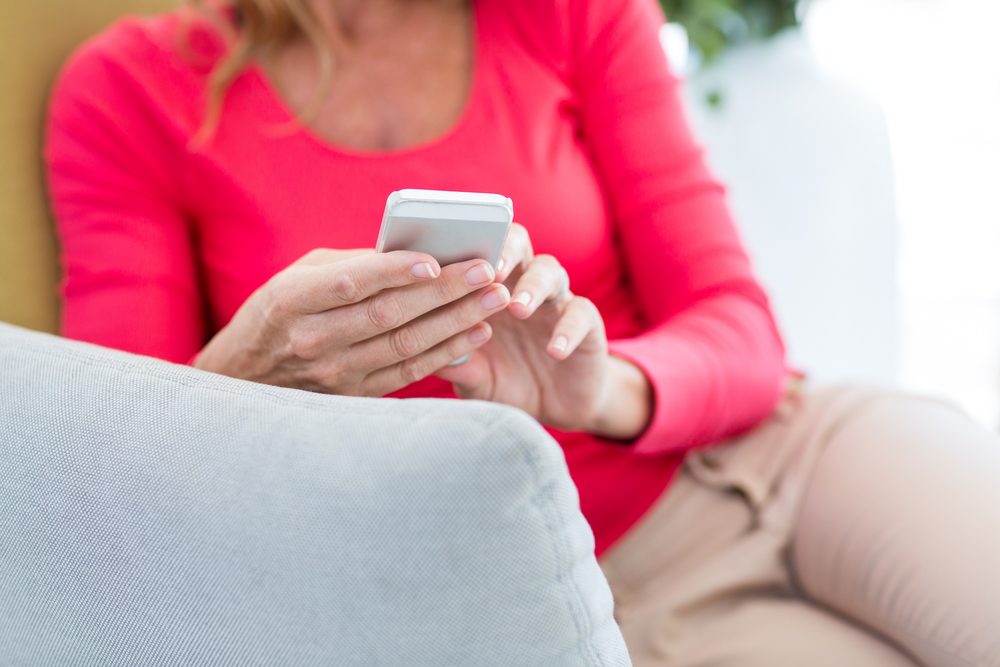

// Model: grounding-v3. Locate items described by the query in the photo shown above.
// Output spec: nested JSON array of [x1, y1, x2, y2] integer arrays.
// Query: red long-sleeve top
[[46, 0, 786, 556]]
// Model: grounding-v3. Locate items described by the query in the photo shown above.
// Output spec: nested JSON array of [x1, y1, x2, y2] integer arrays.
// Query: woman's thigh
[[792, 392, 1000, 666]]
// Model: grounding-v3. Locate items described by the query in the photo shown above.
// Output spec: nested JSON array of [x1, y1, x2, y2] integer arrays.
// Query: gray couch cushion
[[0, 323, 630, 666]]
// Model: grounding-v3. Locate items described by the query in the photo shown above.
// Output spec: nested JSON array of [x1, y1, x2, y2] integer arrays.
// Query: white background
[[806, 0, 1000, 426]]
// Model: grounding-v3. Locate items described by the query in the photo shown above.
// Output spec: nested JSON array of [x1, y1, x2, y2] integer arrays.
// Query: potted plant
[[660, 0, 803, 64]]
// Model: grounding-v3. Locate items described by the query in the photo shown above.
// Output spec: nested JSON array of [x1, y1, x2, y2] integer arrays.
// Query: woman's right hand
[[194, 248, 510, 396]]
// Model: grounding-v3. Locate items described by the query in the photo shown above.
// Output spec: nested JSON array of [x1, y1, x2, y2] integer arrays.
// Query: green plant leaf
[[661, 0, 800, 64]]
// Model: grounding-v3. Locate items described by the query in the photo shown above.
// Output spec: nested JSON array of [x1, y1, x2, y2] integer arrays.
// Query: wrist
[[192, 329, 229, 374], [588, 355, 653, 441], [193, 319, 253, 378]]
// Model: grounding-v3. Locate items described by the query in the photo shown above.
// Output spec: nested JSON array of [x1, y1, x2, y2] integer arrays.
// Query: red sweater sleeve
[[45, 24, 205, 364], [571, 0, 787, 454]]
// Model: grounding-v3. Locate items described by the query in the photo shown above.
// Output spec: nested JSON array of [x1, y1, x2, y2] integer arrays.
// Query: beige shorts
[[599, 385, 1000, 667]]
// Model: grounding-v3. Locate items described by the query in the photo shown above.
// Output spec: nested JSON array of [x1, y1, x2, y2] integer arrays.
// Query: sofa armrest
[[0, 323, 630, 666]]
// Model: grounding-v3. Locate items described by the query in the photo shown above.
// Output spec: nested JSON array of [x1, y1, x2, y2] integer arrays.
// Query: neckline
[[246, 1, 484, 161]]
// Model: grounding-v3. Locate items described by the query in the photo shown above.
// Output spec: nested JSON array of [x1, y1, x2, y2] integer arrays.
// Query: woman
[[45, 0, 1000, 664]]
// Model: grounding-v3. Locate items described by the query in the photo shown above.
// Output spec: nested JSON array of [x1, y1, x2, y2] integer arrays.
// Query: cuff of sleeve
[[607, 336, 698, 456]]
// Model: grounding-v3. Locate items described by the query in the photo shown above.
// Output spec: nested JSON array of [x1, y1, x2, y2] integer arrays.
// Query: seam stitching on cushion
[[2, 342, 507, 426]]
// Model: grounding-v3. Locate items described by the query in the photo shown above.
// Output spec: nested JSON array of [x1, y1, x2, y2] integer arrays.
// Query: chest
[[270, 9, 472, 153]]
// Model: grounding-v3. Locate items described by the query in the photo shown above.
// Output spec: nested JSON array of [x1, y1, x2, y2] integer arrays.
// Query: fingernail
[[465, 263, 495, 287], [411, 262, 438, 279], [468, 326, 490, 345], [497, 258, 506, 274], [480, 286, 509, 310], [551, 336, 568, 353], [513, 291, 532, 307], [448, 354, 472, 366]]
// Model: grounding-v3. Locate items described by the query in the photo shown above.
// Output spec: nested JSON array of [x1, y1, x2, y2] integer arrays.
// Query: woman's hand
[[195, 248, 511, 396], [435, 225, 653, 440]]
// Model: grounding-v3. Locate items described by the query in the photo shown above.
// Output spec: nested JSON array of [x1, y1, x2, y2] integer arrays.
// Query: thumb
[[434, 352, 492, 400]]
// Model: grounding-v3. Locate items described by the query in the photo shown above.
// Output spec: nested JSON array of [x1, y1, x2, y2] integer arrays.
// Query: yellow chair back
[[0, 0, 178, 332]]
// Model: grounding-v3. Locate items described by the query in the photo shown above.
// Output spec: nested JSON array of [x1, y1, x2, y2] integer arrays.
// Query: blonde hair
[[186, 0, 334, 139]]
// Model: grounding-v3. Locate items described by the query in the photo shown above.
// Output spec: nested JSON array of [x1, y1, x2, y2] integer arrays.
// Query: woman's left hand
[[435, 224, 652, 439]]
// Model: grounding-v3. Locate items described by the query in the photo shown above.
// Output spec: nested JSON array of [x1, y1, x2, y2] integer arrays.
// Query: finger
[[508, 255, 570, 319], [497, 223, 534, 283], [327, 259, 500, 343], [548, 296, 600, 360], [344, 284, 510, 369], [360, 322, 494, 396], [278, 250, 442, 314], [294, 248, 374, 267]]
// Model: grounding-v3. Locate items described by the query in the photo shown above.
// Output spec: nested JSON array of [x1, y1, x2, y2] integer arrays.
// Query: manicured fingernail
[[465, 263, 495, 287], [411, 262, 438, 279], [468, 326, 490, 345], [480, 286, 509, 310], [513, 291, 532, 308], [497, 258, 506, 274], [551, 336, 568, 353]]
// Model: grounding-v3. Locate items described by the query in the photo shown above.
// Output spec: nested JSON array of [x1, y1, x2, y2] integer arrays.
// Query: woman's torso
[[172, 0, 648, 370], [50, 0, 685, 555]]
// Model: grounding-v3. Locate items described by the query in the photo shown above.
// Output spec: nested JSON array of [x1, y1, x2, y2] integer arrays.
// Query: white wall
[[807, 0, 1000, 427]]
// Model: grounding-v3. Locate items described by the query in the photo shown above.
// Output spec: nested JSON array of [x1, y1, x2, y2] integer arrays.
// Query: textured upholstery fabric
[[0, 323, 630, 666], [0, 0, 174, 332]]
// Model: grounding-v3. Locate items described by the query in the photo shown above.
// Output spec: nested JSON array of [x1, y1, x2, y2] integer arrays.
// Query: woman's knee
[[792, 387, 1000, 667]]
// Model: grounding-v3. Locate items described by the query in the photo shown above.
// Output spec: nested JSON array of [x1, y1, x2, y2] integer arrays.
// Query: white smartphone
[[375, 189, 514, 268]]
